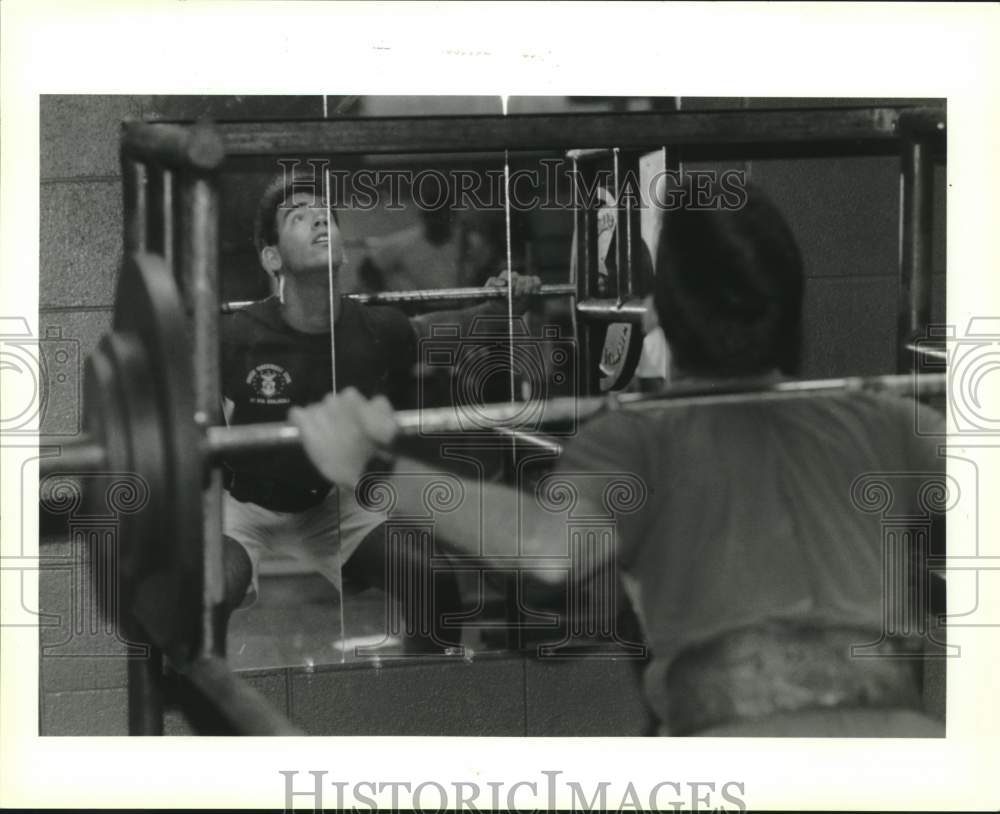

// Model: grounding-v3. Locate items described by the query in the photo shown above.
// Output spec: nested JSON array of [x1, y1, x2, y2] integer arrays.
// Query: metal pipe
[[625, 161, 634, 301], [162, 169, 175, 272], [569, 154, 585, 401], [183, 175, 223, 656], [577, 158, 599, 395], [122, 158, 147, 254], [39, 435, 107, 472], [221, 283, 578, 313], [127, 636, 164, 735], [202, 372, 947, 460], [122, 120, 225, 172], [40, 372, 947, 478], [575, 298, 647, 323], [906, 342, 947, 361], [201, 106, 944, 157], [492, 427, 564, 455], [145, 168, 166, 264], [897, 137, 935, 372], [186, 178, 222, 431], [613, 147, 623, 304], [566, 147, 615, 160], [178, 657, 304, 735]]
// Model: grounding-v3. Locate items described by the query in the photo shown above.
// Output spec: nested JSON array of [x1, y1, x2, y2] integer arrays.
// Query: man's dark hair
[[253, 170, 339, 257], [654, 183, 804, 376]]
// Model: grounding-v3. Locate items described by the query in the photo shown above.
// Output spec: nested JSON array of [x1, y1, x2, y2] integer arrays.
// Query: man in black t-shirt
[[219, 171, 540, 652]]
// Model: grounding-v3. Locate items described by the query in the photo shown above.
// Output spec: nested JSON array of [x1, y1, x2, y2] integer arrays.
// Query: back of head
[[654, 182, 804, 377]]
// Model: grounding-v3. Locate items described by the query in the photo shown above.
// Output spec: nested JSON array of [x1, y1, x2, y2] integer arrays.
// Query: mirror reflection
[[219, 152, 585, 671]]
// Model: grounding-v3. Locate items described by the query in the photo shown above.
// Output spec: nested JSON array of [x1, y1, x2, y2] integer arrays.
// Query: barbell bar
[[39, 251, 950, 482], [207, 370, 946, 456], [220, 283, 580, 314], [41, 370, 947, 477], [37, 252, 949, 664]]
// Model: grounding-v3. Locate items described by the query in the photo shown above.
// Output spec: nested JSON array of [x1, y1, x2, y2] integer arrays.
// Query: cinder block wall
[[38, 95, 333, 733], [40, 95, 145, 732], [38, 95, 945, 735], [665, 97, 947, 378]]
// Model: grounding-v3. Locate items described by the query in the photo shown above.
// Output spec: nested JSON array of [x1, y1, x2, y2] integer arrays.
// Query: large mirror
[[219, 147, 588, 671]]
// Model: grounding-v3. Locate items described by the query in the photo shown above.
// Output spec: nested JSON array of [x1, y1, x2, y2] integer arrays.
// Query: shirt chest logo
[[246, 363, 292, 404]]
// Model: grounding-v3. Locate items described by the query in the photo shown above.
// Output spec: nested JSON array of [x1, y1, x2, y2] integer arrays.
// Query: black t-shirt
[[220, 296, 417, 510]]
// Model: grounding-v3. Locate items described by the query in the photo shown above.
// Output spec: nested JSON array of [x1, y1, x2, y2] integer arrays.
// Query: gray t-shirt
[[555, 390, 946, 726]]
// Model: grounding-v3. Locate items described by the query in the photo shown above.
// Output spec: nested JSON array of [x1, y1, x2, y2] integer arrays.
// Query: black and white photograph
[[2, 2, 998, 812]]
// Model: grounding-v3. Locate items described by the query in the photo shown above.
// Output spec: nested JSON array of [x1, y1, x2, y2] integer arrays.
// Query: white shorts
[[224, 485, 386, 605]]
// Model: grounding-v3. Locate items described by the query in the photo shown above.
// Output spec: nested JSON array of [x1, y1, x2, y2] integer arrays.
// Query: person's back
[[288, 179, 947, 736], [562, 390, 944, 734], [555, 180, 946, 735]]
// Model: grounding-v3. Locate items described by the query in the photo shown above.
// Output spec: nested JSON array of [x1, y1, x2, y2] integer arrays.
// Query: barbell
[[42, 250, 949, 497], [38, 251, 946, 657], [223, 285, 647, 392], [221, 283, 582, 312]]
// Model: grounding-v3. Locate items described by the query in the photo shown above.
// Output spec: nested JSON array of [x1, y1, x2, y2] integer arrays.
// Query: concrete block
[[751, 157, 899, 280], [240, 669, 291, 714], [35, 309, 113, 437], [289, 656, 524, 736], [800, 275, 897, 378], [923, 650, 946, 722], [41, 687, 128, 735], [524, 656, 651, 736], [40, 95, 145, 179], [38, 548, 131, 692], [40, 180, 122, 308]]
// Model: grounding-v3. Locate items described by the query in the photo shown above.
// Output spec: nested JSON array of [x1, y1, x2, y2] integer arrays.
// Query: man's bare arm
[[289, 388, 609, 587]]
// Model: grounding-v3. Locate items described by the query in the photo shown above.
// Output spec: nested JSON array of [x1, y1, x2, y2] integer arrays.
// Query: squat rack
[[45, 102, 947, 735]]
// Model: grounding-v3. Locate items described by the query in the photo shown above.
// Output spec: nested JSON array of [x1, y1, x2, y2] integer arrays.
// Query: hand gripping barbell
[[42, 252, 949, 483], [38, 252, 947, 656]]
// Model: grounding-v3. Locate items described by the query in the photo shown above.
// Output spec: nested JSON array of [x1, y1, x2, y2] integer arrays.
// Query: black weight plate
[[80, 339, 136, 627], [83, 340, 131, 493], [113, 252, 203, 659], [99, 334, 165, 603]]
